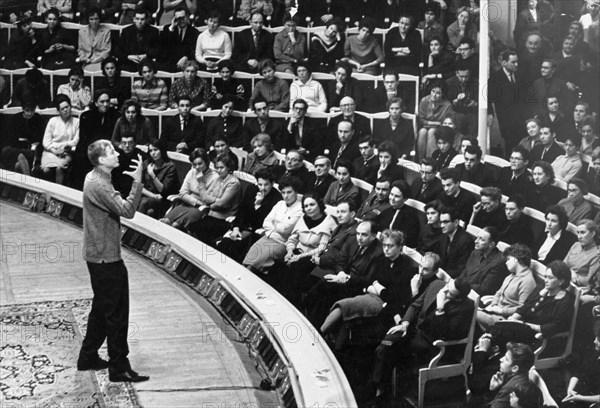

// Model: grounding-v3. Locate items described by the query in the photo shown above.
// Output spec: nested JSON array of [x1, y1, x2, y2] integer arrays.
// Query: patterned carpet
[[0, 299, 141, 407]]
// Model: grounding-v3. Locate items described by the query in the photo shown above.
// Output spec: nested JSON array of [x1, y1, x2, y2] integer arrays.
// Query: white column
[[478, 0, 490, 155]]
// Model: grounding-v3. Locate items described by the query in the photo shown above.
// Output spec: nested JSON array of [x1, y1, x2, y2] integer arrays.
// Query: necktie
[[181, 117, 187, 131], [179, 28, 184, 42], [253, 33, 259, 49], [510, 73, 515, 84], [292, 122, 300, 146]]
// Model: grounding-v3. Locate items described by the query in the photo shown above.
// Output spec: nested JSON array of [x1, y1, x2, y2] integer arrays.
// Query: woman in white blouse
[[195, 10, 232, 71], [42, 94, 79, 185], [289, 61, 327, 113]]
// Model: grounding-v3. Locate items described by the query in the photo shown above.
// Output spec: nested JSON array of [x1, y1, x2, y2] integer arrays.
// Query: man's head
[[285, 149, 304, 171], [133, 7, 149, 31], [574, 102, 589, 123], [177, 95, 192, 117], [88, 139, 119, 168], [313, 155, 331, 178], [509, 146, 529, 172], [336, 200, 357, 225], [500, 342, 534, 376], [337, 120, 354, 144], [358, 136, 376, 160], [382, 72, 399, 93], [120, 134, 136, 155], [253, 96, 270, 120], [562, 35, 575, 55], [292, 99, 308, 120], [505, 194, 526, 221], [525, 33, 542, 54], [463, 145, 482, 170], [380, 229, 405, 260], [250, 12, 264, 33], [93, 90, 110, 114], [374, 177, 392, 203], [339, 96, 356, 117], [440, 207, 460, 235], [474, 227, 498, 251], [387, 97, 403, 120], [421, 252, 440, 279], [455, 68, 471, 85], [356, 220, 379, 248], [538, 124, 555, 145], [173, 6, 190, 28], [442, 277, 472, 303], [420, 158, 436, 183], [21, 99, 36, 119], [440, 168, 461, 197], [479, 187, 502, 213], [458, 38, 476, 59], [389, 180, 410, 209], [501, 50, 519, 73], [255, 168, 275, 196]]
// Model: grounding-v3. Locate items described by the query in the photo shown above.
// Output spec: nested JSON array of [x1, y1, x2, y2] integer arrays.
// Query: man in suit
[[535, 205, 577, 265], [328, 96, 370, 143], [529, 123, 564, 165], [439, 167, 477, 224], [498, 146, 534, 197], [243, 96, 285, 152], [372, 97, 415, 159], [278, 149, 311, 194], [445, 61, 479, 137], [368, 69, 416, 114], [118, 7, 160, 72], [410, 157, 443, 203], [160, 95, 205, 153], [528, 58, 572, 118], [281, 99, 322, 160], [357, 177, 391, 220], [454, 145, 500, 188], [327, 120, 361, 167], [306, 155, 336, 198], [439, 207, 475, 278], [499, 194, 534, 249], [232, 12, 274, 73], [488, 50, 524, 156], [158, 7, 198, 72], [303, 220, 384, 326], [352, 136, 379, 185], [378, 180, 420, 248], [369, 277, 474, 403]]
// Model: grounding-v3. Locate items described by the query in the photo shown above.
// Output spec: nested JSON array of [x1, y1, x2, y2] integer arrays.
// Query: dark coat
[[357, 190, 391, 220], [497, 168, 534, 198], [118, 24, 160, 72], [499, 215, 535, 249], [206, 114, 243, 148], [305, 172, 336, 198], [352, 154, 379, 185], [534, 230, 577, 265], [242, 117, 285, 151], [231, 28, 274, 72], [440, 188, 477, 224], [439, 227, 475, 278], [384, 29, 422, 75], [159, 24, 199, 72], [160, 114, 206, 152], [333, 237, 384, 292], [454, 162, 500, 188], [232, 185, 282, 231], [410, 177, 444, 204], [529, 142, 564, 165], [317, 221, 359, 269], [281, 117, 323, 160], [525, 182, 566, 212], [460, 247, 508, 296], [378, 205, 421, 248], [373, 117, 415, 158], [327, 139, 361, 167]]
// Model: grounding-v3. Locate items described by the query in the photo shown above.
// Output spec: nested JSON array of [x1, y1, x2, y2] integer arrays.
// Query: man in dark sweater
[[439, 167, 477, 224]]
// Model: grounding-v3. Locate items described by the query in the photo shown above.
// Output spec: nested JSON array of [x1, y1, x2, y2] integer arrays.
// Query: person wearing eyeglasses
[[282, 99, 321, 161], [410, 157, 444, 204], [306, 155, 336, 199], [551, 133, 583, 182], [498, 146, 534, 197], [277, 149, 310, 194], [438, 206, 475, 278], [328, 96, 370, 141]]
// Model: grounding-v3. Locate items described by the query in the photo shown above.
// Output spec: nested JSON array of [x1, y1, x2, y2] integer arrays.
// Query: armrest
[[428, 337, 469, 368]]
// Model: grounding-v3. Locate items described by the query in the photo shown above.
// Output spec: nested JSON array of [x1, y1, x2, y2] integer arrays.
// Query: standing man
[[77, 139, 149, 383]]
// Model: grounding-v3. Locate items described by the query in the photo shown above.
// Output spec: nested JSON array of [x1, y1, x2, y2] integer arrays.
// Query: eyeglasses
[[382, 244, 397, 249], [340, 103, 355, 108]]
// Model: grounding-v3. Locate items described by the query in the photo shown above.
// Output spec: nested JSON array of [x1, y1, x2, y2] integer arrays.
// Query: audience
[[558, 178, 595, 224], [564, 219, 599, 288], [289, 61, 327, 113], [469, 187, 508, 231], [138, 139, 179, 218], [499, 194, 535, 249], [535, 205, 577, 265], [194, 10, 231, 71], [343, 17, 384, 76], [77, 7, 111, 72], [439, 206, 475, 278], [111, 99, 156, 146], [552, 133, 583, 182], [160, 95, 206, 153], [168, 60, 210, 110]]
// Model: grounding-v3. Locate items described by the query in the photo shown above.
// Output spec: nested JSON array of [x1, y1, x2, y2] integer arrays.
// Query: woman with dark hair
[[210, 60, 247, 110], [563, 329, 600, 406], [527, 160, 565, 212], [57, 66, 92, 110], [309, 17, 346, 73], [289, 61, 327, 112], [421, 36, 456, 87], [558, 178, 595, 224], [194, 10, 232, 71], [10, 68, 51, 109], [278, 192, 337, 304], [418, 199, 444, 253], [168, 60, 210, 109], [111, 99, 156, 146], [189, 153, 241, 243], [446, 6, 479, 51], [535, 205, 577, 265], [580, 116, 600, 157], [249, 59, 290, 111], [431, 126, 458, 171], [78, 6, 111, 72], [327, 61, 360, 112], [489, 260, 574, 347], [206, 95, 244, 147], [323, 159, 360, 208], [343, 17, 384, 75], [97, 57, 131, 108], [552, 133, 583, 182], [417, 81, 454, 159], [139, 139, 179, 218], [160, 148, 219, 230], [536, 95, 571, 142], [373, 97, 415, 158], [41, 94, 79, 185], [2, 17, 38, 69], [38, 8, 77, 69], [384, 15, 422, 75], [376, 140, 404, 182]]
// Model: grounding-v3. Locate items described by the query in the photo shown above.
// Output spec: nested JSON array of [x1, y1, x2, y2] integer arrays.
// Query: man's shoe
[[77, 357, 109, 371], [109, 369, 150, 383]]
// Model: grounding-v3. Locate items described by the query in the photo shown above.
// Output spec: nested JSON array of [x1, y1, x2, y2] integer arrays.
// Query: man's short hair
[[338, 119, 354, 131], [252, 96, 268, 110], [134, 6, 150, 17], [258, 59, 276, 73], [337, 199, 357, 212], [500, 49, 518, 62], [511, 145, 530, 162], [423, 251, 441, 271], [506, 342, 535, 373], [376, 176, 393, 186], [504, 243, 532, 268], [459, 38, 476, 49], [464, 145, 482, 159], [482, 226, 499, 244], [507, 193, 526, 209], [255, 168, 276, 183], [358, 135, 375, 146], [88, 139, 113, 166], [420, 157, 435, 167], [293, 98, 309, 112], [440, 168, 460, 183], [314, 155, 331, 166], [441, 206, 461, 222], [360, 219, 380, 235], [386, 96, 404, 110], [453, 277, 472, 299]]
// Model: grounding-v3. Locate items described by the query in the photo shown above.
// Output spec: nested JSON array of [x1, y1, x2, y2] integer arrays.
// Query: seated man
[[369, 277, 474, 403], [378, 180, 420, 248], [469, 187, 508, 231], [112, 133, 148, 197], [409, 157, 443, 204], [357, 177, 391, 220], [242, 96, 284, 152], [444, 61, 478, 137], [328, 96, 370, 142], [118, 7, 160, 72], [439, 167, 477, 224], [306, 155, 336, 198], [459, 227, 508, 297], [439, 207, 475, 278], [159, 95, 205, 153], [277, 149, 310, 194], [498, 146, 534, 197], [454, 145, 500, 187], [499, 194, 534, 249], [367, 70, 415, 114], [327, 119, 361, 167], [529, 122, 564, 165], [352, 136, 379, 185], [231, 12, 274, 73], [281, 98, 322, 160]]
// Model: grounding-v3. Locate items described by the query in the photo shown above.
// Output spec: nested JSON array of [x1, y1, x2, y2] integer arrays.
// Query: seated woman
[[194, 10, 232, 71], [421, 36, 455, 89], [139, 139, 179, 218], [111, 99, 156, 146], [342, 17, 384, 76], [208, 136, 239, 170], [37, 8, 77, 69], [477, 244, 538, 332], [323, 159, 360, 208], [431, 126, 458, 171], [78, 7, 111, 72], [57, 66, 92, 110], [276, 192, 337, 304], [242, 133, 280, 176], [189, 154, 241, 243], [41, 94, 79, 185], [289, 61, 327, 113], [552, 133, 583, 182], [537, 94, 571, 141], [210, 60, 247, 111], [417, 80, 454, 160], [131, 59, 169, 111], [274, 14, 307, 74], [527, 161, 566, 212], [327, 61, 360, 113], [372, 97, 415, 158], [446, 6, 478, 52], [418, 199, 443, 254], [489, 260, 575, 349], [168, 61, 210, 110], [97, 57, 131, 109], [518, 117, 542, 151], [535, 205, 577, 265], [562, 329, 600, 407], [249, 59, 290, 112], [580, 115, 600, 157], [216, 168, 283, 263], [206, 95, 243, 148], [557, 178, 595, 224], [243, 176, 304, 274], [383, 15, 422, 75], [376, 141, 404, 182], [309, 17, 346, 74], [564, 219, 599, 288], [320, 229, 417, 350], [159, 148, 218, 230]]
